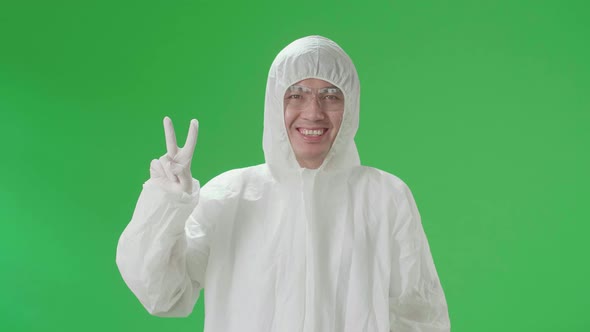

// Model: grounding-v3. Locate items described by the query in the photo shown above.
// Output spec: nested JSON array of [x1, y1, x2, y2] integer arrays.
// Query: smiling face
[[283, 78, 345, 169]]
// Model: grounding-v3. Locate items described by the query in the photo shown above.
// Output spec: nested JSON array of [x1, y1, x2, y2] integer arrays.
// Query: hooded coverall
[[116, 35, 451, 332]]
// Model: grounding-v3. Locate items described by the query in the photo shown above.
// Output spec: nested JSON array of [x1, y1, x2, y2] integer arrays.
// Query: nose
[[301, 99, 326, 121]]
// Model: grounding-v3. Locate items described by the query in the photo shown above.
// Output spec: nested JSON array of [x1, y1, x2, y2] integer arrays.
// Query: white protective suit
[[116, 35, 450, 332]]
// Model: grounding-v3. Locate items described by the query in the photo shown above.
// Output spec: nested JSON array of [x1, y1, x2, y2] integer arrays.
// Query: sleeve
[[115, 178, 209, 317], [389, 182, 450, 332]]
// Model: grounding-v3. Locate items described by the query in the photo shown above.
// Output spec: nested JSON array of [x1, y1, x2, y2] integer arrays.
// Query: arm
[[116, 179, 206, 317], [116, 117, 207, 317], [389, 183, 450, 332]]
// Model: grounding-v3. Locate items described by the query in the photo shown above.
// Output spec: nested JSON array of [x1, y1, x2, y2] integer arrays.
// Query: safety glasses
[[284, 84, 345, 111]]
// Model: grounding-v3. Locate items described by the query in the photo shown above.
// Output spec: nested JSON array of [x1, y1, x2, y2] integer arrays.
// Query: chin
[[294, 150, 328, 165]]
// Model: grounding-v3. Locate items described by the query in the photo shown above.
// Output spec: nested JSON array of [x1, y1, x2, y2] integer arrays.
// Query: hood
[[263, 35, 361, 179]]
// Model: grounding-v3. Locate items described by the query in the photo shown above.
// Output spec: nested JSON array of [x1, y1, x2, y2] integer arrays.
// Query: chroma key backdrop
[[1, 1, 588, 331]]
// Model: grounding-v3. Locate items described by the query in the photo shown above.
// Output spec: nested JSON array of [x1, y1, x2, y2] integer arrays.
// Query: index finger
[[163, 116, 178, 156], [183, 119, 199, 158]]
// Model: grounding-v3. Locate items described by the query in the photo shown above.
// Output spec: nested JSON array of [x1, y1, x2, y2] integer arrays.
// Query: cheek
[[331, 113, 344, 132], [283, 108, 296, 129], [283, 111, 290, 129]]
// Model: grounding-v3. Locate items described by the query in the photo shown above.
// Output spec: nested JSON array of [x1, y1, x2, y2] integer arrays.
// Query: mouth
[[296, 127, 328, 141]]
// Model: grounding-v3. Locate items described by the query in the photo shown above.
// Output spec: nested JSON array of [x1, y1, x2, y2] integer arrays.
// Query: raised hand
[[149, 116, 199, 194]]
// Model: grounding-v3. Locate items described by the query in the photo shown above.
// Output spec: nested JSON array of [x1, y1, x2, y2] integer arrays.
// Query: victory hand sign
[[149, 116, 199, 194]]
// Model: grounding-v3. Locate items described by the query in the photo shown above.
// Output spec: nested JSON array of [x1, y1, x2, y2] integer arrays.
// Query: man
[[117, 35, 450, 332]]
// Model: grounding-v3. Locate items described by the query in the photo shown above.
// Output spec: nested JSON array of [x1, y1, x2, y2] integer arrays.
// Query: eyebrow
[[288, 85, 342, 92], [324, 86, 341, 90]]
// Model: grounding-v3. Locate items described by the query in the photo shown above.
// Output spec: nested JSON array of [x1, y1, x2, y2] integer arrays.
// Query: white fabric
[[116, 35, 450, 332]]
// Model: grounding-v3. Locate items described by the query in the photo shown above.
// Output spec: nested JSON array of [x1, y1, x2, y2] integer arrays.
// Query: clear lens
[[284, 84, 344, 111]]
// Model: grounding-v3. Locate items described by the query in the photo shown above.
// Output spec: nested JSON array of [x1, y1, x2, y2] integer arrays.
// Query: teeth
[[300, 129, 324, 136]]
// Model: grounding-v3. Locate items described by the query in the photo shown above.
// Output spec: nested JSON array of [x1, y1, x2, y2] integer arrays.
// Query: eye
[[286, 85, 308, 98], [322, 94, 341, 101]]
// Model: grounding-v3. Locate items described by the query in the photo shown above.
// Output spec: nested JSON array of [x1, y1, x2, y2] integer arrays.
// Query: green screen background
[[1, 0, 588, 331]]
